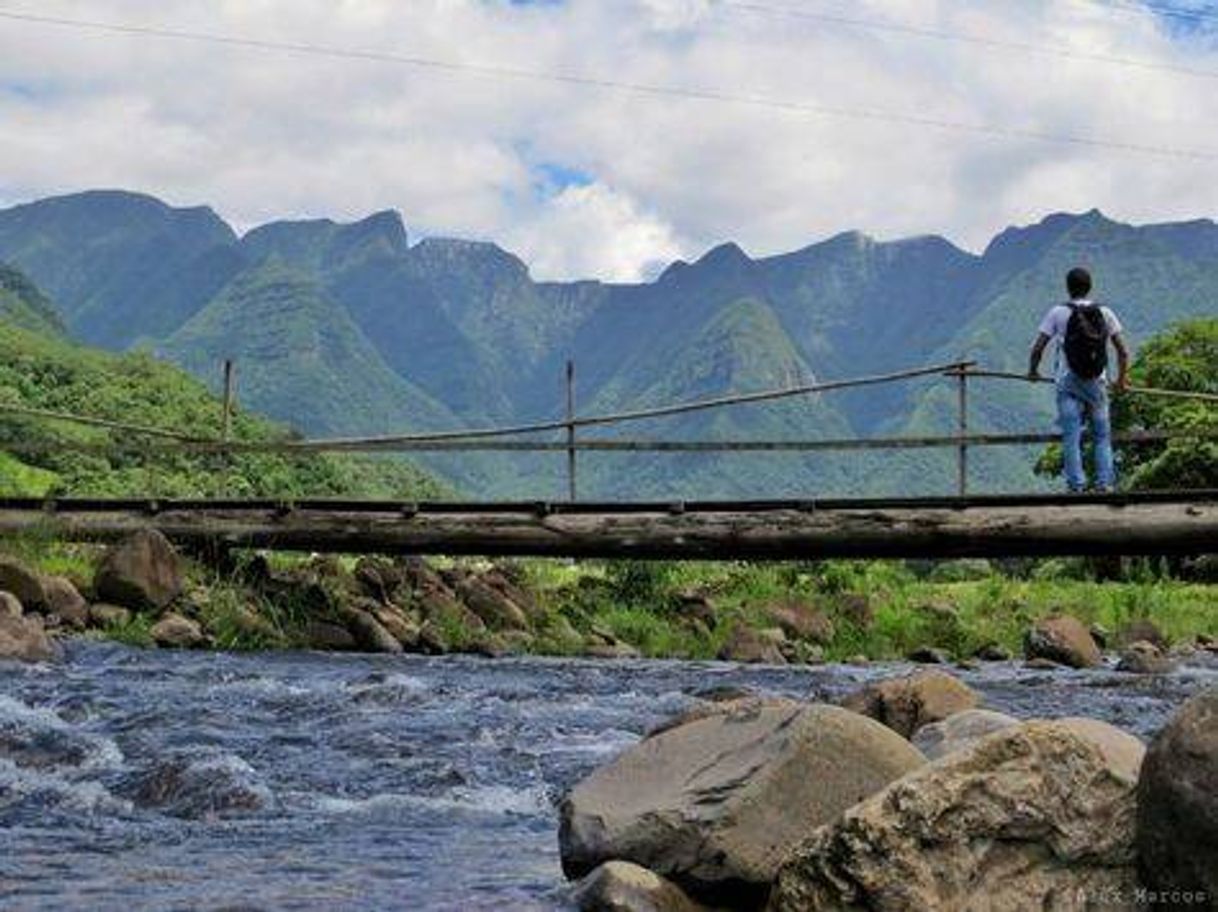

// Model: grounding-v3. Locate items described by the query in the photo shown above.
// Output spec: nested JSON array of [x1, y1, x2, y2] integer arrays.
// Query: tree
[[1115, 318, 1217, 490]]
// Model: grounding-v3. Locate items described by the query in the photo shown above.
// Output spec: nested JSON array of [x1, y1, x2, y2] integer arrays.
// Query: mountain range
[[1, 189, 1215, 498]]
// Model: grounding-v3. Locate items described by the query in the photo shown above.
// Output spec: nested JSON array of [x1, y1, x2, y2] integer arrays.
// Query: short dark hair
[[1066, 267, 1092, 299]]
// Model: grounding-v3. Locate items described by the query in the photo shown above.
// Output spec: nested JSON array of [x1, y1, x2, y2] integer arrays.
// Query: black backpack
[[1062, 303, 1109, 380]]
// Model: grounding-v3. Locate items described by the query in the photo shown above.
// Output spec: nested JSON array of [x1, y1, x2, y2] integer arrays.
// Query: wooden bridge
[[1, 359, 1214, 559], [1, 491, 1214, 559]]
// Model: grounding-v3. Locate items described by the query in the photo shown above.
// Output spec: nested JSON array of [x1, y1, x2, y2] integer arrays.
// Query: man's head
[[1066, 267, 1092, 300]]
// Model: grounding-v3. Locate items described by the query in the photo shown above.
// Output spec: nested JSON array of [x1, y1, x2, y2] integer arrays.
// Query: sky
[[1, 0, 1216, 282]]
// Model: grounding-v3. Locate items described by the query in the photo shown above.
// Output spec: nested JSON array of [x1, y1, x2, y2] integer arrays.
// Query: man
[[1028, 267, 1131, 492]]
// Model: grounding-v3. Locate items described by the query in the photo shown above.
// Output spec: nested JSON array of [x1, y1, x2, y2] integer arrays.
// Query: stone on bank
[[559, 702, 925, 907], [572, 861, 707, 912], [768, 720, 1143, 911], [1136, 686, 1218, 902], [840, 669, 980, 738]]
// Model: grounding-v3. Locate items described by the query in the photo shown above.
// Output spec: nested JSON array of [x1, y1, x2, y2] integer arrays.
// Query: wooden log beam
[[0, 499, 1213, 559]]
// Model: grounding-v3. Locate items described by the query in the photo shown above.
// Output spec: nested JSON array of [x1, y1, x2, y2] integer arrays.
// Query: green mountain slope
[[0, 262, 65, 337], [0, 190, 240, 347], [159, 258, 457, 437], [0, 266, 448, 499]]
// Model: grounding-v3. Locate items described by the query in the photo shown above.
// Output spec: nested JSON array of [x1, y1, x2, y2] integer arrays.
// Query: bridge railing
[[1, 358, 1215, 499]]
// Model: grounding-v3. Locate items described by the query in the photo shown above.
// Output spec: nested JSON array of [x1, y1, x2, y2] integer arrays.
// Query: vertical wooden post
[[221, 359, 236, 443], [956, 365, 969, 497], [566, 359, 577, 502]]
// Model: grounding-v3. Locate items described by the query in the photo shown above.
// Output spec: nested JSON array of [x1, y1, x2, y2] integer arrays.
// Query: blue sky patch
[[534, 162, 594, 193]]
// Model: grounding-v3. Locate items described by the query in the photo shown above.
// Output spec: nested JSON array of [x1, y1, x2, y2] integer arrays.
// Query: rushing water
[[1, 642, 1214, 911]]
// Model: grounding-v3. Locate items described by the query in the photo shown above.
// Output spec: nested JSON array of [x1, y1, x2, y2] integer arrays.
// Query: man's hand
[[1112, 334, 1131, 393], [1028, 333, 1049, 382]]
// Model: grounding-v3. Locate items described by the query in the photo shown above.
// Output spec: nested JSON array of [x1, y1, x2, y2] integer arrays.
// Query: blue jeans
[[1057, 372, 1114, 491]]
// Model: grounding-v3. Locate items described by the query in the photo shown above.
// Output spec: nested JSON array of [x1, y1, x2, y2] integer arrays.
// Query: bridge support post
[[566, 359, 577, 502], [955, 365, 969, 497], [222, 359, 237, 442]]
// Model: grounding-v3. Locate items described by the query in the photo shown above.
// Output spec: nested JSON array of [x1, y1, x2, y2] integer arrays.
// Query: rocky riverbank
[[558, 673, 1218, 911], [1, 532, 1215, 672]]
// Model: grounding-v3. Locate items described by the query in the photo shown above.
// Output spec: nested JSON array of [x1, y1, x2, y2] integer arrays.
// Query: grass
[[3, 531, 1214, 662], [524, 558, 1217, 662]]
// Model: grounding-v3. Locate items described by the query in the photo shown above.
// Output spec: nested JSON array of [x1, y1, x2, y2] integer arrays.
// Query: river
[[1, 642, 1214, 911]]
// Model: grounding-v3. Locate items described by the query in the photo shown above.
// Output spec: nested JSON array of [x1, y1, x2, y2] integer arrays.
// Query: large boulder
[[717, 626, 786, 664], [763, 601, 834, 645], [371, 605, 420, 649], [911, 708, 1020, 760], [454, 574, 530, 631], [43, 576, 88, 629], [345, 609, 404, 654], [770, 721, 1141, 911], [88, 603, 132, 628], [416, 584, 486, 634], [1137, 687, 1218, 900], [559, 702, 925, 907], [1053, 717, 1144, 781], [151, 613, 206, 648], [1024, 614, 1102, 669], [94, 529, 184, 611], [1116, 641, 1175, 675], [480, 568, 545, 623], [0, 590, 23, 619], [572, 861, 706, 912], [0, 556, 48, 610], [353, 557, 407, 602], [840, 669, 980, 738], [305, 620, 358, 651], [0, 611, 58, 662], [645, 695, 802, 740]]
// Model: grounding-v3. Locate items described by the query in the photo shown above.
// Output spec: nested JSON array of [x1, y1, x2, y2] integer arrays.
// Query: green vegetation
[[517, 558, 1216, 662], [5, 524, 1213, 659], [1, 263, 65, 337], [1113, 317, 1217, 489], [0, 300, 449, 499]]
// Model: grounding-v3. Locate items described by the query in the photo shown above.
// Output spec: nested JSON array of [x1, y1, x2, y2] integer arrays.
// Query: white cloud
[[505, 181, 685, 282], [0, 0, 1215, 279]]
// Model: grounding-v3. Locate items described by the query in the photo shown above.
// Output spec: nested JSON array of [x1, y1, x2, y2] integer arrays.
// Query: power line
[[0, 7, 1214, 161], [722, 1, 1218, 80]]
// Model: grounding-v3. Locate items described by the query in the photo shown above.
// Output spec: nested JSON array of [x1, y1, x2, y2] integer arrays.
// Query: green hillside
[[0, 265, 448, 500], [0, 263, 64, 337]]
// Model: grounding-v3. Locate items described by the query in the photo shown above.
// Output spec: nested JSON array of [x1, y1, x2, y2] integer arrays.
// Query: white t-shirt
[[1037, 298, 1123, 380]]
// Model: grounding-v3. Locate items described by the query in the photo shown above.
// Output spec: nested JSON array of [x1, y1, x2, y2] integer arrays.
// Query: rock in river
[[0, 556, 48, 611], [43, 576, 88, 629], [94, 529, 184, 611], [559, 702, 924, 907], [1137, 687, 1218, 901], [911, 708, 1020, 760], [572, 861, 706, 912], [150, 613, 206, 649], [769, 720, 1141, 911], [1116, 640, 1175, 675], [840, 669, 980, 738], [0, 610, 58, 662], [1024, 614, 1102, 669], [717, 625, 786, 664]]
